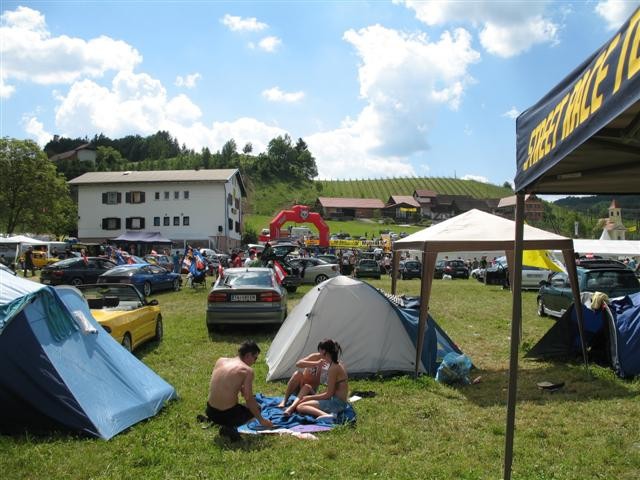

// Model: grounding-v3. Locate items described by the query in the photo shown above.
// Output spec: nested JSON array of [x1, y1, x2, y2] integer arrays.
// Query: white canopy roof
[[0, 235, 47, 245], [394, 209, 572, 252], [573, 239, 640, 257]]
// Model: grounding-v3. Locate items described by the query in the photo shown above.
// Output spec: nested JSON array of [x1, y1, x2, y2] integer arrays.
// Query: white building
[[68, 169, 246, 251]]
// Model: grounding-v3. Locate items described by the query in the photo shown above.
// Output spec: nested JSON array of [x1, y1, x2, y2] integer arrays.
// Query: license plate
[[231, 294, 256, 302]]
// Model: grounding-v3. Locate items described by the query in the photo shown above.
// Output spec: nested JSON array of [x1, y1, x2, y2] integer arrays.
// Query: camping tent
[[391, 209, 584, 377], [510, 7, 640, 480], [266, 276, 462, 380], [0, 270, 176, 439]]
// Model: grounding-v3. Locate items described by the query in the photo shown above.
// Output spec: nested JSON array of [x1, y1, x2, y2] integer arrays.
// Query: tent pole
[[391, 249, 400, 295], [414, 250, 436, 378], [562, 248, 590, 372], [504, 193, 525, 480]]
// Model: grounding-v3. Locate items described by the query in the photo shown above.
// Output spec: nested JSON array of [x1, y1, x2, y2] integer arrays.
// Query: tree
[[96, 146, 124, 171], [242, 142, 253, 154], [0, 138, 76, 235], [219, 139, 238, 168]]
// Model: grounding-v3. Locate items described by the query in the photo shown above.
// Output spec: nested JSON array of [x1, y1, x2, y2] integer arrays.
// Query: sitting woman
[[276, 350, 327, 408], [284, 339, 349, 420]]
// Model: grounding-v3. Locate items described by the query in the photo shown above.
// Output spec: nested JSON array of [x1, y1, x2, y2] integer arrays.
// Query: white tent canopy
[[573, 239, 640, 257], [0, 236, 47, 245]]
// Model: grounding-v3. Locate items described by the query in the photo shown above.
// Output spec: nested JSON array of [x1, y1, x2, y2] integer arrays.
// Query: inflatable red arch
[[269, 205, 330, 247]]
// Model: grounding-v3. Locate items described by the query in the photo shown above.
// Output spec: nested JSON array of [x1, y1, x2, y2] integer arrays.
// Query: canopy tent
[[391, 209, 584, 381], [113, 232, 172, 243], [572, 239, 640, 257], [0, 235, 47, 245], [509, 8, 640, 480]]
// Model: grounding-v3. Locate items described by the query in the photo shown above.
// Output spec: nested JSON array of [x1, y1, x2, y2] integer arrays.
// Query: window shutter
[[102, 193, 107, 204], [125, 192, 131, 203], [140, 217, 145, 229], [102, 218, 108, 229], [141, 192, 145, 203], [117, 192, 122, 203], [116, 218, 121, 229], [126, 218, 131, 229]]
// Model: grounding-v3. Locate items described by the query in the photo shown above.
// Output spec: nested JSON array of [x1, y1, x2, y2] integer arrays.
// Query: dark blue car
[[97, 263, 181, 296]]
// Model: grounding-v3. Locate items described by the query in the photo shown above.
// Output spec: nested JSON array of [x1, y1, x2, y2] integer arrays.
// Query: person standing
[[204, 340, 273, 441], [23, 246, 35, 277]]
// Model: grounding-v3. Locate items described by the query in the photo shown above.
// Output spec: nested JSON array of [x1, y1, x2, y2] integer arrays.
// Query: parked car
[[206, 267, 287, 331], [484, 256, 554, 289], [399, 260, 422, 280], [0, 263, 15, 275], [537, 260, 640, 318], [77, 283, 163, 352], [200, 248, 230, 268], [354, 259, 381, 279], [21, 251, 60, 269], [434, 260, 469, 279], [316, 254, 339, 264], [144, 254, 173, 271], [261, 243, 301, 293], [471, 266, 485, 280], [289, 257, 340, 285], [40, 257, 117, 286], [97, 264, 181, 296]]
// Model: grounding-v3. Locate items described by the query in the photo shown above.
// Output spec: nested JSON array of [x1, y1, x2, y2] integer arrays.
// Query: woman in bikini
[[283, 339, 349, 419]]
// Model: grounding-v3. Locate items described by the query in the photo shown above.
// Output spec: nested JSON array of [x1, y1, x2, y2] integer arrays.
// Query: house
[[496, 194, 544, 222], [315, 197, 385, 220], [49, 143, 97, 164], [599, 199, 627, 240], [412, 189, 437, 217], [67, 169, 246, 251], [383, 196, 421, 220]]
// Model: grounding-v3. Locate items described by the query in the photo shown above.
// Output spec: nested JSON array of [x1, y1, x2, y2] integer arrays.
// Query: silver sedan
[[206, 268, 287, 332], [290, 257, 341, 285]]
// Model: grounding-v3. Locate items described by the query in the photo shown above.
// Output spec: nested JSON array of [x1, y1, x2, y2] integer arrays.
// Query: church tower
[[604, 199, 626, 240]]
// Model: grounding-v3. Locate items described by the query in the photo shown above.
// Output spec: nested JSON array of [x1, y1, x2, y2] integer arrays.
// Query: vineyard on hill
[[248, 177, 513, 215]]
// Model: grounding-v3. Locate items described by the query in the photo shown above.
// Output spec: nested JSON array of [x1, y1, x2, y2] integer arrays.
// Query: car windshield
[[79, 284, 143, 302], [360, 260, 377, 267], [405, 261, 420, 268], [53, 257, 80, 267], [222, 271, 273, 287], [584, 270, 639, 290], [103, 266, 139, 275]]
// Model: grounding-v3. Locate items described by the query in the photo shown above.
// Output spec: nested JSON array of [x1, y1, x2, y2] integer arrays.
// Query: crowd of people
[[204, 339, 349, 441]]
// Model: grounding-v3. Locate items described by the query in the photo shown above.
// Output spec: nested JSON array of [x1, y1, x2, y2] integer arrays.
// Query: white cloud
[[258, 36, 282, 52], [398, 0, 559, 57], [221, 14, 268, 32], [175, 73, 202, 89], [305, 24, 480, 179], [502, 107, 520, 119], [0, 6, 142, 89], [0, 76, 15, 98], [22, 115, 52, 146], [262, 87, 305, 103], [461, 174, 489, 183], [595, 0, 639, 30]]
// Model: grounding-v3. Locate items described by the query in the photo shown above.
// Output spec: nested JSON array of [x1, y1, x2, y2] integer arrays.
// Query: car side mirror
[[147, 299, 159, 306], [539, 280, 550, 287]]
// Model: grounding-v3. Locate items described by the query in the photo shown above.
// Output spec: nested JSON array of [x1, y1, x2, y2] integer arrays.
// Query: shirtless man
[[276, 351, 327, 408], [206, 340, 273, 440]]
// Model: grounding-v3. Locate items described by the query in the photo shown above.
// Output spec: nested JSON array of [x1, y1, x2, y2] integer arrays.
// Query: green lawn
[[2, 274, 639, 479]]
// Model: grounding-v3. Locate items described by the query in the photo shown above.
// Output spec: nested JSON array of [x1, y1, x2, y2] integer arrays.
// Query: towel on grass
[[238, 394, 356, 434]]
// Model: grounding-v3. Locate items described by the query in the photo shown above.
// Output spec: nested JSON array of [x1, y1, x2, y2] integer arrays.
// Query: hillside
[[247, 177, 513, 215]]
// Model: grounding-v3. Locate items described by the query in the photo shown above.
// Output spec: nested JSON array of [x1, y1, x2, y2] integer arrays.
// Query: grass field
[[2, 273, 639, 480]]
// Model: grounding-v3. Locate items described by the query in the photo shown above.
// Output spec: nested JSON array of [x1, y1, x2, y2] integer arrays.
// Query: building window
[[163, 216, 170, 226], [228, 218, 233, 231], [227, 193, 232, 205], [153, 216, 160, 226], [235, 198, 240, 209], [126, 217, 145, 230], [102, 192, 122, 205], [173, 216, 180, 226], [125, 191, 145, 204], [235, 221, 240, 233], [101, 217, 121, 230], [155, 192, 160, 200], [184, 191, 189, 199], [183, 216, 190, 226], [174, 191, 179, 199], [164, 191, 170, 200]]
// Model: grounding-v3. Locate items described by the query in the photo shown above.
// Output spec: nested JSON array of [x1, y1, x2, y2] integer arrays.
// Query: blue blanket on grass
[[238, 394, 356, 434]]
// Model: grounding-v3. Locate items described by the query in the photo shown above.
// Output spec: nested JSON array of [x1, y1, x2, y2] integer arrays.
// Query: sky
[[1, 0, 639, 186]]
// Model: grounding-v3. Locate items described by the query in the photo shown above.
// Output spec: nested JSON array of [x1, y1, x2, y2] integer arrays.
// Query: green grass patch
[[2, 277, 639, 479]]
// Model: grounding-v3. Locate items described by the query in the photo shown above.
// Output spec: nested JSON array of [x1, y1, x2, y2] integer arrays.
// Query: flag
[[522, 250, 565, 273], [273, 260, 287, 284], [628, 225, 637, 232], [114, 250, 126, 265]]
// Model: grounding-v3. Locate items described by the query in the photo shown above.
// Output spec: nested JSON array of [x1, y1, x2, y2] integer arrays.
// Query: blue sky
[[1, 1, 638, 185]]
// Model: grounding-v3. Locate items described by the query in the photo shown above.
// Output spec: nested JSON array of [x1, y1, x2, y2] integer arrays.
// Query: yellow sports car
[[77, 283, 163, 352]]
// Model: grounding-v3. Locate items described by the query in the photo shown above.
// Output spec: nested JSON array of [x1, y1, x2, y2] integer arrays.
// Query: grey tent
[[509, 7, 640, 480]]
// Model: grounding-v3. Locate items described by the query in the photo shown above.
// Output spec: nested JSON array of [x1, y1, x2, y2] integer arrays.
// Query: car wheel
[[537, 297, 547, 317], [172, 278, 180, 291], [286, 286, 297, 293], [143, 281, 152, 297], [154, 315, 163, 341], [121, 333, 133, 352], [71, 277, 83, 286], [314, 274, 328, 285]]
